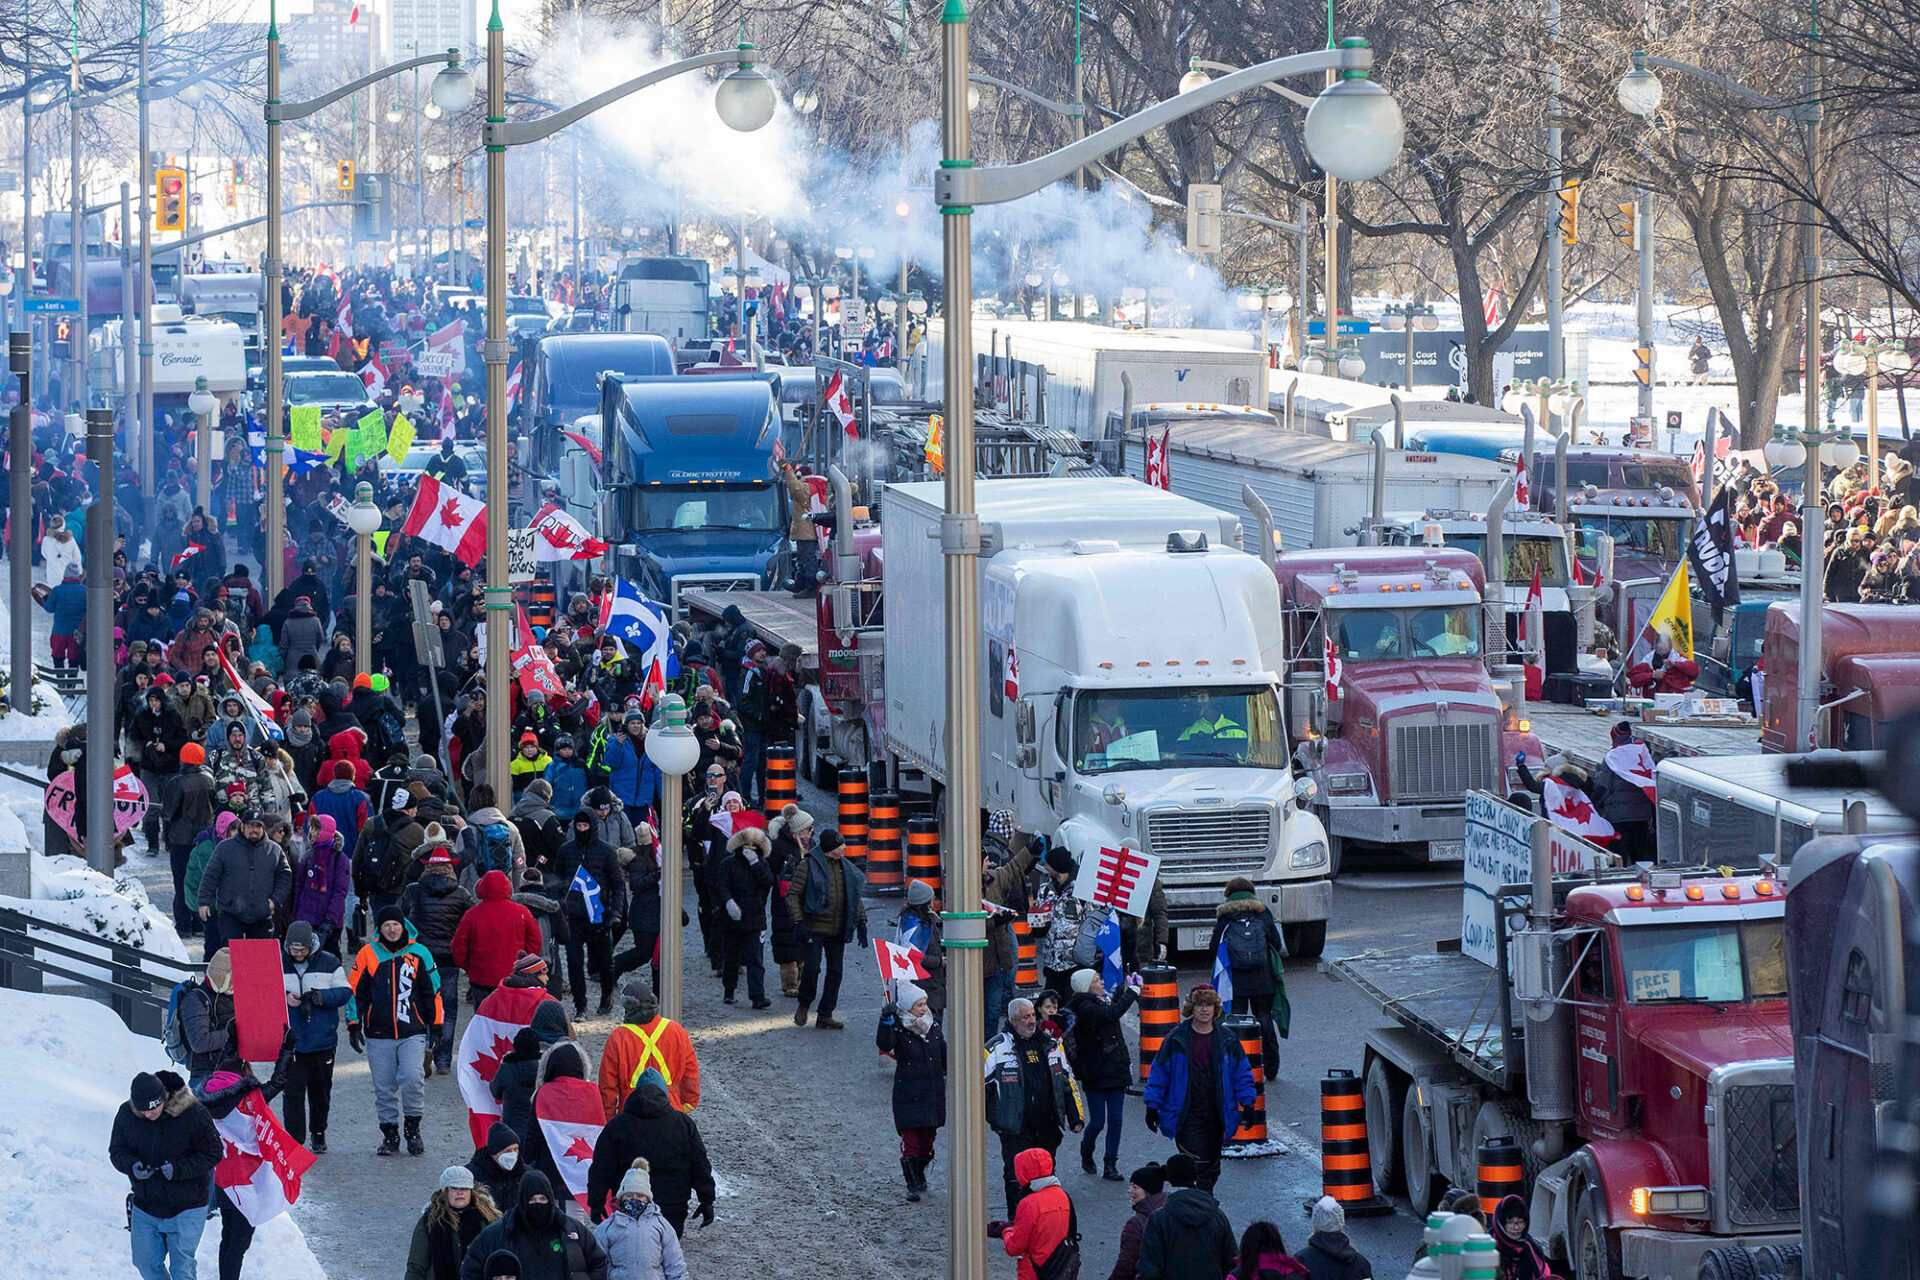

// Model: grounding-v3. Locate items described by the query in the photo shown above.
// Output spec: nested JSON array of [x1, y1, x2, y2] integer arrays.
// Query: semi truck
[[1653, 750, 1913, 867], [609, 255, 711, 350], [1333, 792, 1800, 1280], [879, 476, 1335, 956], [1758, 602, 1920, 753], [1268, 369, 1518, 440]]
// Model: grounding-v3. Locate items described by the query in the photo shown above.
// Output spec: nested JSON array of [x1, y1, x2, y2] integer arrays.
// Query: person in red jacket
[[326, 727, 373, 790], [452, 869, 544, 1007], [991, 1147, 1076, 1280], [1626, 632, 1700, 696]]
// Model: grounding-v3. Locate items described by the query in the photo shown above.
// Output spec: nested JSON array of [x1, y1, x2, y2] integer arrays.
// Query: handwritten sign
[[288, 405, 323, 453], [386, 412, 416, 462], [1072, 845, 1162, 918], [44, 765, 149, 842], [414, 349, 457, 378], [1463, 791, 1609, 968]]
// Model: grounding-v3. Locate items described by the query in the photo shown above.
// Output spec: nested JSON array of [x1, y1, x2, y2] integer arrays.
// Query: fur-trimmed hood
[[1215, 893, 1269, 919], [727, 827, 772, 856]]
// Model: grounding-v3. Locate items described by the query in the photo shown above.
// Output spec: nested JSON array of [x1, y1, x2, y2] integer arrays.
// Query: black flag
[[1688, 483, 1741, 624]]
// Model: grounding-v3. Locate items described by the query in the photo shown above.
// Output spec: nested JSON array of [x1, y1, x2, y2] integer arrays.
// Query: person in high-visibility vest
[[597, 976, 700, 1120]]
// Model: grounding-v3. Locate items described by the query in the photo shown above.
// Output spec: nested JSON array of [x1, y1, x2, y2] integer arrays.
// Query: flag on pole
[[598, 578, 677, 679], [1145, 428, 1171, 489], [457, 986, 555, 1147], [1211, 931, 1236, 1004], [875, 937, 930, 986], [505, 360, 523, 407], [211, 1080, 317, 1226], [1521, 564, 1544, 700], [215, 646, 285, 743], [1689, 439, 1705, 492], [1323, 631, 1343, 700], [1097, 908, 1124, 991], [169, 543, 205, 571], [1624, 560, 1693, 671], [336, 293, 353, 339], [361, 353, 388, 399], [428, 319, 464, 351], [1543, 777, 1617, 843], [533, 1077, 606, 1211], [1687, 483, 1741, 626], [529, 503, 609, 561], [1514, 449, 1530, 509], [398, 473, 488, 567], [823, 370, 858, 437]]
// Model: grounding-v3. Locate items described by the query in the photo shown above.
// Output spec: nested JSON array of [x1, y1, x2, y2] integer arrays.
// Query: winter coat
[[765, 825, 808, 964], [595, 1198, 688, 1280], [895, 904, 948, 1014], [325, 728, 372, 791], [597, 1015, 700, 1117], [129, 702, 191, 776], [984, 843, 1041, 976], [604, 735, 660, 811], [347, 921, 443, 1040], [1003, 1148, 1074, 1280], [1136, 1186, 1237, 1280], [985, 1027, 1086, 1139], [459, 1175, 610, 1280], [454, 871, 546, 987], [786, 843, 867, 942], [279, 604, 327, 677], [875, 1004, 947, 1131], [622, 839, 662, 935], [283, 944, 351, 1052], [39, 528, 81, 589], [310, 778, 371, 857], [1066, 986, 1139, 1093], [1297, 1232, 1373, 1280], [40, 579, 85, 635], [1142, 1019, 1258, 1144], [719, 830, 776, 932], [558, 831, 628, 927], [404, 1200, 494, 1280], [108, 1083, 225, 1219], [1034, 875, 1090, 974], [461, 806, 528, 887], [467, 1120, 526, 1212], [1107, 1190, 1166, 1280], [493, 1040, 546, 1149], [1594, 755, 1655, 826], [399, 866, 478, 964], [510, 793, 563, 878], [586, 1083, 715, 1223], [184, 828, 222, 913], [292, 825, 353, 930], [198, 832, 293, 924], [354, 812, 425, 898], [177, 979, 235, 1076], [1205, 893, 1287, 1001], [544, 754, 590, 818], [161, 769, 217, 844]]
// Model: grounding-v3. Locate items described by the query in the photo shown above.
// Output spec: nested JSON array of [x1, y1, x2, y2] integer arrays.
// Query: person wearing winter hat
[[457, 1171, 607, 1280], [404, 1165, 499, 1280], [593, 1158, 689, 1280], [1067, 966, 1139, 1181], [521, 1042, 595, 1204], [399, 824, 478, 1074], [716, 826, 775, 1008], [478, 1250, 522, 1280], [1108, 1163, 1169, 1280], [346, 904, 443, 1155], [597, 975, 700, 1118], [161, 737, 216, 934], [895, 879, 947, 1017], [1296, 1196, 1372, 1280], [110, 1067, 224, 1280], [784, 825, 869, 1030], [989, 1148, 1077, 1280], [491, 1028, 548, 1152], [587, 1067, 716, 1235], [281, 920, 350, 1152], [1136, 1151, 1236, 1280], [1034, 846, 1087, 995], [876, 981, 946, 1201], [466, 1122, 526, 1217], [559, 806, 628, 1019]]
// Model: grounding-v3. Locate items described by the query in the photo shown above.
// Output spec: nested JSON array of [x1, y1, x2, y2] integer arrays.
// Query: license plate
[[1177, 926, 1210, 951], [1428, 840, 1465, 862]]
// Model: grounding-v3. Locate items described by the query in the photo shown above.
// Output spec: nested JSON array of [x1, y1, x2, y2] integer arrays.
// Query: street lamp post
[[477, 20, 776, 802], [1381, 300, 1438, 392], [1833, 337, 1911, 493], [343, 481, 383, 682], [83, 405, 113, 872], [188, 375, 217, 513], [1765, 422, 1854, 748], [644, 694, 701, 1020], [1238, 286, 1294, 403], [935, 27, 1401, 1274]]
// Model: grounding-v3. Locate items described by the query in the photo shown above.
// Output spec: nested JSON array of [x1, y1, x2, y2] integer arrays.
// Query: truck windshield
[[1439, 534, 1568, 587], [1573, 516, 1688, 561], [286, 373, 369, 405], [1619, 917, 1787, 1003], [1072, 685, 1283, 775], [633, 483, 779, 532], [1331, 606, 1482, 663]]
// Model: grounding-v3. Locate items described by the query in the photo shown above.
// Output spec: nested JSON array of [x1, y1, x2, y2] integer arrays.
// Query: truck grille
[[1720, 1081, 1799, 1227], [1144, 808, 1274, 867], [1388, 719, 1498, 803]]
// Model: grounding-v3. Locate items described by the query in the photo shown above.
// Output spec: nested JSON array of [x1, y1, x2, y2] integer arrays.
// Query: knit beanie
[[618, 1158, 653, 1200], [906, 879, 934, 906], [1312, 1194, 1347, 1235], [1070, 968, 1098, 994], [1129, 1162, 1165, 1195]]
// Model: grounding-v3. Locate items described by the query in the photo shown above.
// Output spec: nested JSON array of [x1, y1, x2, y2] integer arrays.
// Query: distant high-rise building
[[383, 0, 474, 63], [285, 0, 379, 76]]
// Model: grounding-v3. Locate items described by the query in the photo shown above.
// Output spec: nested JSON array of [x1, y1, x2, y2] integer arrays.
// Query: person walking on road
[[347, 905, 444, 1156], [280, 920, 349, 1152], [406, 1166, 501, 1280], [401, 840, 478, 1074], [586, 1070, 716, 1236], [1142, 984, 1256, 1194], [1106, 1162, 1167, 1280], [468, 1122, 527, 1216], [717, 826, 774, 1008], [990, 1147, 1080, 1280], [593, 1159, 688, 1280], [597, 977, 699, 1118], [177, 947, 237, 1090], [1205, 877, 1290, 1078], [195, 809, 292, 942], [785, 826, 868, 1030], [1297, 1196, 1374, 1280], [454, 869, 544, 1009], [875, 982, 946, 1201], [458, 1170, 609, 1280], [985, 995, 1087, 1216], [1136, 1152, 1236, 1280], [558, 808, 627, 1019], [110, 1069, 224, 1280], [981, 824, 1040, 1040], [1066, 966, 1139, 1181]]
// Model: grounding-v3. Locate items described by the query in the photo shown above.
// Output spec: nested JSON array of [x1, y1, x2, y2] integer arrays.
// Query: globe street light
[[188, 376, 218, 512], [1615, 51, 1665, 117], [644, 694, 702, 1020]]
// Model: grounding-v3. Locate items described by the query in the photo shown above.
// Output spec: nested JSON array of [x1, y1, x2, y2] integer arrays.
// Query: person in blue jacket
[[281, 919, 352, 1152], [604, 713, 661, 830], [1142, 984, 1256, 1195], [39, 562, 88, 671], [543, 732, 590, 819]]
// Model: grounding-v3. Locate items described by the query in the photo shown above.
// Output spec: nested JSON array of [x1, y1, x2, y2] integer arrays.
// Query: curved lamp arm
[[967, 71, 1083, 120], [487, 47, 740, 148], [1224, 209, 1307, 234], [155, 200, 360, 254], [1194, 59, 1316, 109], [939, 44, 1357, 208], [271, 48, 460, 122], [1642, 54, 1816, 123]]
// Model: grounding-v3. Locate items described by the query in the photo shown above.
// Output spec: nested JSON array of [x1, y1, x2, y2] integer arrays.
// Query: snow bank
[[7, 848, 190, 965], [0, 987, 326, 1280], [0, 677, 72, 738]]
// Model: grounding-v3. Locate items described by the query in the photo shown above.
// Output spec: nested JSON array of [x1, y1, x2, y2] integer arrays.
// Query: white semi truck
[[881, 476, 1334, 955]]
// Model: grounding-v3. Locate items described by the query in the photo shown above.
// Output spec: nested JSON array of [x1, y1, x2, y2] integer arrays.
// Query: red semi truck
[[1758, 602, 1920, 753]]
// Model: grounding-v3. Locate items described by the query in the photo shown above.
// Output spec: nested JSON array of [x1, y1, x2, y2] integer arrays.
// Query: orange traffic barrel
[[837, 768, 869, 872], [1012, 918, 1039, 990], [1476, 1135, 1526, 1216], [866, 791, 903, 892], [905, 817, 942, 907], [528, 576, 557, 630], [763, 746, 797, 819], [1224, 1013, 1268, 1151], [1136, 965, 1179, 1082], [1318, 1069, 1392, 1215]]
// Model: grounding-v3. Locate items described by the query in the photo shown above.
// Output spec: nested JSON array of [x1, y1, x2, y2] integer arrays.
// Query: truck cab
[[610, 256, 711, 350], [1759, 602, 1920, 752], [1276, 547, 1540, 870], [597, 373, 787, 612], [1378, 508, 1579, 676], [1534, 448, 1698, 585], [1691, 551, 1799, 700]]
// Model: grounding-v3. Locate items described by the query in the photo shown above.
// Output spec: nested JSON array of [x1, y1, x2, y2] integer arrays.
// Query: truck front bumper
[[1620, 1228, 1799, 1280], [1325, 802, 1465, 847], [1165, 877, 1331, 934]]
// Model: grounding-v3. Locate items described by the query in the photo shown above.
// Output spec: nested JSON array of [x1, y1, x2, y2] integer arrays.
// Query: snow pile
[[0, 677, 72, 737], [7, 847, 190, 964], [0, 987, 327, 1279]]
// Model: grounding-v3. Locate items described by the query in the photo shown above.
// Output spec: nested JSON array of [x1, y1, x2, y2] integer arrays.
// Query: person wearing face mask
[[467, 1122, 527, 1214], [557, 809, 627, 1019], [875, 983, 947, 1202], [457, 1170, 608, 1280], [593, 1159, 688, 1280], [406, 1166, 501, 1280]]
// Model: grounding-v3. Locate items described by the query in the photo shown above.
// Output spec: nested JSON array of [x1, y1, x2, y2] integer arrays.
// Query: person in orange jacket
[[990, 1147, 1078, 1280], [597, 975, 700, 1120]]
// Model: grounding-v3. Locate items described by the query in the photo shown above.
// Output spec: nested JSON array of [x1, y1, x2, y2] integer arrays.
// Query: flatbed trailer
[[1528, 702, 1761, 773], [679, 589, 820, 674], [1331, 938, 1518, 1088]]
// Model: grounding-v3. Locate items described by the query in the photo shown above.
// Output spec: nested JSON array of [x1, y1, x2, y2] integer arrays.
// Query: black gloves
[[1144, 1108, 1160, 1134], [696, 1200, 715, 1229], [348, 1026, 366, 1053], [1241, 1106, 1259, 1131]]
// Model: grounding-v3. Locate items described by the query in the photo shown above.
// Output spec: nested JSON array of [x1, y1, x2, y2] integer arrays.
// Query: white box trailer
[[1270, 369, 1518, 441], [881, 476, 1334, 953], [924, 318, 1267, 442]]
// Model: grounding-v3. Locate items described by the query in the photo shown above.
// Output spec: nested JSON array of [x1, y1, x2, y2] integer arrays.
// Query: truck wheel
[[1402, 1088, 1445, 1215], [1697, 1247, 1761, 1280], [1283, 920, 1327, 960], [1363, 1057, 1407, 1196], [1326, 832, 1346, 879], [1753, 1244, 1802, 1277], [1571, 1186, 1625, 1280]]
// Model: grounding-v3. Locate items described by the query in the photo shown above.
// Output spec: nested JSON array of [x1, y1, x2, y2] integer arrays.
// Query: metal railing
[[0, 904, 201, 1037]]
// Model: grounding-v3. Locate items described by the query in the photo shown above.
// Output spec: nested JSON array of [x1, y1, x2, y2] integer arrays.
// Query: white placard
[[1462, 791, 1534, 967], [414, 349, 457, 378], [1071, 845, 1163, 919], [507, 528, 537, 584]]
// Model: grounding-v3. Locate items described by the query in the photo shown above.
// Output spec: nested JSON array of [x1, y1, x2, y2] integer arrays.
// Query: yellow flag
[[387, 412, 416, 463], [1628, 559, 1692, 666], [289, 405, 323, 453], [925, 413, 944, 476]]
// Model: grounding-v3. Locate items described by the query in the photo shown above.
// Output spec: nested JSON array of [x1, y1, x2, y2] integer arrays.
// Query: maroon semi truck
[[1758, 602, 1920, 753]]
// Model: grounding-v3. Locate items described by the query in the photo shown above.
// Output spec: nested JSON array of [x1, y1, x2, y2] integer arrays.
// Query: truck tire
[[1402, 1086, 1446, 1215], [1571, 1185, 1625, 1280], [1697, 1247, 1761, 1280], [1363, 1057, 1407, 1196], [1753, 1244, 1802, 1277], [1283, 920, 1327, 960], [1326, 832, 1346, 879]]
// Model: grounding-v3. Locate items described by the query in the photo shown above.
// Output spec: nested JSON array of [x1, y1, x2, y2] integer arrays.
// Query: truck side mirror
[[1014, 698, 1036, 746]]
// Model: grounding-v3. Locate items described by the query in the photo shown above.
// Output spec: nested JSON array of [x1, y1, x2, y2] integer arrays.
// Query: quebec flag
[[599, 578, 680, 681], [1098, 908, 1124, 992], [570, 865, 604, 925], [1211, 931, 1235, 1004]]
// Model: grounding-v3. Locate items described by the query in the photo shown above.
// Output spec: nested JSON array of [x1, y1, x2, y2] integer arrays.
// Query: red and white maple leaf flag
[[1604, 742, 1658, 805], [401, 473, 489, 567], [1004, 647, 1019, 700], [336, 293, 354, 339], [534, 1076, 606, 1210], [361, 352, 388, 399], [428, 319, 464, 351], [823, 370, 858, 438], [505, 360, 523, 406], [1514, 449, 1530, 509], [459, 985, 556, 1146], [1544, 777, 1617, 843], [875, 937, 931, 984], [1521, 564, 1544, 699], [1690, 439, 1705, 492], [211, 1078, 318, 1226], [170, 543, 205, 571], [1145, 428, 1171, 489], [1323, 630, 1344, 701], [530, 502, 609, 561]]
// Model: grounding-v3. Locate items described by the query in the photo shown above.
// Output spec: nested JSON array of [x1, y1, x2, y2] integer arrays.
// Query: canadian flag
[[823, 370, 858, 438], [1521, 564, 1544, 701], [1003, 647, 1019, 700], [1604, 742, 1658, 805], [1484, 285, 1507, 329], [875, 937, 930, 985], [530, 502, 609, 561], [336, 293, 353, 339], [1144, 428, 1171, 489], [361, 353, 388, 399], [1323, 630, 1344, 700], [1690, 440, 1705, 492], [1514, 449, 1530, 510], [210, 1076, 317, 1226], [534, 1076, 606, 1211], [170, 542, 205, 571], [428, 319, 464, 351], [400, 473, 488, 567], [1544, 777, 1617, 843], [505, 360, 523, 407], [457, 985, 555, 1147]]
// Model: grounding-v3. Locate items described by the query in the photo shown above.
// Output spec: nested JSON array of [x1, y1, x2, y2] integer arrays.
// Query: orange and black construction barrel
[[866, 791, 903, 893], [528, 576, 557, 631], [906, 817, 942, 907], [1317, 1069, 1393, 1215], [1476, 1135, 1526, 1216], [1012, 918, 1039, 990], [837, 768, 870, 872], [763, 746, 798, 820], [1136, 965, 1180, 1082], [1223, 1013, 1269, 1152]]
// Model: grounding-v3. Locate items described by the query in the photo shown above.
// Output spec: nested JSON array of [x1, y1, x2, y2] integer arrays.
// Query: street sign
[[22, 297, 79, 315], [1307, 319, 1372, 336], [507, 529, 537, 584], [464, 218, 484, 230]]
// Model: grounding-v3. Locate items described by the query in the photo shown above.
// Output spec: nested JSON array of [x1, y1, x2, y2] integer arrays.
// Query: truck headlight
[[1291, 841, 1329, 870], [1631, 1186, 1709, 1218], [1327, 772, 1370, 795]]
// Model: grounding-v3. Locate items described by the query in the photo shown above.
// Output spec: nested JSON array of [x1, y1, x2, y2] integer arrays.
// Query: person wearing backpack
[[990, 1148, 1081, 1280], [1204, 878, 1290, 1079], [400, 833, 478, 1074], [1066, 967, 1138, 1182], [459, 783, 526, 887], [355, 789, 426, 925], [168, 946, 238, 1089], [281, 920, 350, 1152]]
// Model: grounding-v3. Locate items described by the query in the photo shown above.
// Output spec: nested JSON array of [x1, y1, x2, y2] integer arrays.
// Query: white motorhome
[[881, 476, 1334, 955], [90, 305, 247, 410]]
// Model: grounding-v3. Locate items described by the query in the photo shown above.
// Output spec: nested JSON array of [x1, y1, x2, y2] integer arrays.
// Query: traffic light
[[52, 319, 71, 359], [1634, 346, 1654, 386], [1557, 179, 1580, 246], [232, 158, 246, 185], [155, 167, 186, 232], [1616, 202, 1637, 248], [224, 181, 237, 209], [337, 160, 355, 192]]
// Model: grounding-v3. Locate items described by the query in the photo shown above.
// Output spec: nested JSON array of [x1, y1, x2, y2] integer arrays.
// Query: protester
[[1490, 1195, 1552, 1280], [587, 1069, 716, 1235], [593, 1159, 689, 1280], [453, 869, 545, 1008], [467, 1123, 526, 1214], [405, 1167, 500, 1280], [195, 808, 292, 941], [1106, 1163, 1167, 1280], [110, 1069, 223, 1280], [986, 995, 1087, 1215], [1142, 984, 1256, 1193], [785, 826, 868, 1030], [1232, 1222, 1310, 1279], [281, 920, 350, 1151], [597, 977, 700, 1118], [875, 982, 947, 1201], [991, 1148, 1078, 1280], [1066, 966, 1139, 1181], [1206, 877, 1290, 1077], [346, 905, 443, 1155], [1136, 1152, 1236, 1280], [1297, 1197, 1374, 1280], [400, 839, 478, 1073], [717, 826, 775, 1007], [457, 1171, 609, 1280]]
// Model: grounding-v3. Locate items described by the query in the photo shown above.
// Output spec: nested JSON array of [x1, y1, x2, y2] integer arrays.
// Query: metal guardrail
[[0, 903, 202, 1037]]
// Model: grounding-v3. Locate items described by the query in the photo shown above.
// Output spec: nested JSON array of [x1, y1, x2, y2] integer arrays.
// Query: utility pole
[[68, 0, 85, 415], [10, 334, 33, 710], [83, 406, 114, 873], [137, 2, 154, 494], [1546, 0, 1564, 385], [118, 184, 133, 429]]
